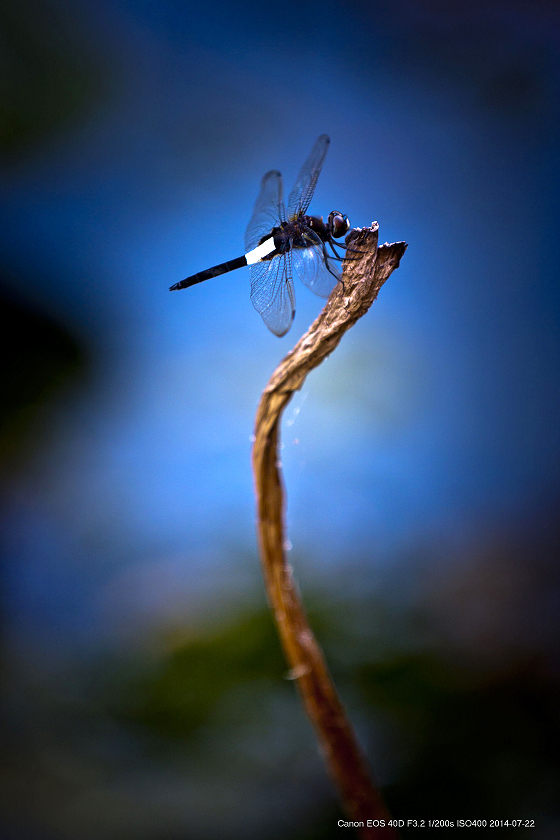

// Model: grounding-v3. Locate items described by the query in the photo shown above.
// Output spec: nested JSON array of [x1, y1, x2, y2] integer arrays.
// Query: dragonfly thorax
[[258, 212, 350, 259]]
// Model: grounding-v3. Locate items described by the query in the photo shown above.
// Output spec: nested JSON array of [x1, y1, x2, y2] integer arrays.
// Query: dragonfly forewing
[[287, 134, 330, 220], [245, 170, 285, 252]]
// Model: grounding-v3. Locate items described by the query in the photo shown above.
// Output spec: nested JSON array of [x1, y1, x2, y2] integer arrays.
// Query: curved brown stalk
[[252, 224, 407, 838]]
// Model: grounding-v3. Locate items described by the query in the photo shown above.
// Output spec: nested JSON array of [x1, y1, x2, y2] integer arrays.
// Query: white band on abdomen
[[245, 237, 276, 265]]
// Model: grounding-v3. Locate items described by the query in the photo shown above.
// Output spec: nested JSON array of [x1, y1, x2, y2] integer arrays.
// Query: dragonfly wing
[[250, 252, 295, 337], [245, 170, 285, 252], [291, 229, 340, 298], [287, 134, 330, 219]]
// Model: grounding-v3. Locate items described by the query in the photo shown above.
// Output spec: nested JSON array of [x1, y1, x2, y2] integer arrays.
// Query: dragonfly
[[169, 134, 351, 337]]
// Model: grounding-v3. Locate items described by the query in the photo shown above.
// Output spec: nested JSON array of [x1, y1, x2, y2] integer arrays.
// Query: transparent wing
[[292, 244, 340, 298], [245, 170, 285, 252], [287, 134, 330, 220], [250, 252, 295, 337], [291, 227, 340, 298]]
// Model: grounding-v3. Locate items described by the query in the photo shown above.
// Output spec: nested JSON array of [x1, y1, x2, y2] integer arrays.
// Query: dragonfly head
[[328, 211, 350, 239]]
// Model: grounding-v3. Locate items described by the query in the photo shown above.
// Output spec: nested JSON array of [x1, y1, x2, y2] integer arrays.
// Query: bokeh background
[[1, 0, 560, 837]]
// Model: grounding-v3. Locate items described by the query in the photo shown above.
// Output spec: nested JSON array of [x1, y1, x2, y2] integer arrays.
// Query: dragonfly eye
[[328, 211, 350, 238]]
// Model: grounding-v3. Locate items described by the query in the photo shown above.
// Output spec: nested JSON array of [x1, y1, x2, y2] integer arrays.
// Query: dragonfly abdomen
[[169, 255, 247, 291]]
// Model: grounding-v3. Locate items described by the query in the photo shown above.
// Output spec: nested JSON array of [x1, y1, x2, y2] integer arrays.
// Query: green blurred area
[[106, 610, 288, 739], [76, 590, 557, 839], [0, 1, 109, 160]]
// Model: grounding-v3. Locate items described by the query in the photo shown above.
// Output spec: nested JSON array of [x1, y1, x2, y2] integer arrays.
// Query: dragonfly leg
[[329, 236, 362, 257], [322, 244, 344, 285], [328, 238, 361, 263], [327, 240, 344, 260], [340, 243, 363, 257]]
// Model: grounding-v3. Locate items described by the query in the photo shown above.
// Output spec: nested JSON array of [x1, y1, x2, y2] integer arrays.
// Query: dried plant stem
[[252, 225, 407, 838]]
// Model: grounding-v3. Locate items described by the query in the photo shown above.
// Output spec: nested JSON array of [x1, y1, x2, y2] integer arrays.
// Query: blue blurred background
[[1, 0, 559, 837]]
